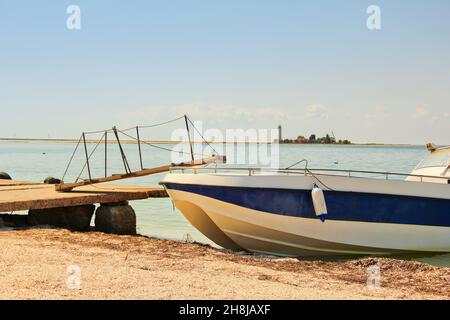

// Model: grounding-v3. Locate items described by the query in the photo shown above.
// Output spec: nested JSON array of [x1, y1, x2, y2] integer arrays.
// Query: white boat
[[160, 144, 450, 257]]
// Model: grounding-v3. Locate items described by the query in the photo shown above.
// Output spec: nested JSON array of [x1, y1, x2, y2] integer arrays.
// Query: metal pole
[[112, 126, 132, 174], [136, 126, 144, 170], [82, 133, 92, 181], [104, 131, 108, 178], [184, 115, 195, 161]]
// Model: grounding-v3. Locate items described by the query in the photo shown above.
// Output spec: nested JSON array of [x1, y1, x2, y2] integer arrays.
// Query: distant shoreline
[[278, 142, 419, 147], [0, 137, 423, 147]]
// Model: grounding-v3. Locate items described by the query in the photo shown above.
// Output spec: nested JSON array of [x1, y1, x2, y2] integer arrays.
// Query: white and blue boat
[[160, 144, 450, 257]]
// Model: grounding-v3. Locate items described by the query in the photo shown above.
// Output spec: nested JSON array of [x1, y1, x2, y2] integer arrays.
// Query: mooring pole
[[112, 126, 132, 174], [136, 126, 144, 170], [104, 131, 108, 178], [184, 115, 195, 161], [82, 132, 92, 181]]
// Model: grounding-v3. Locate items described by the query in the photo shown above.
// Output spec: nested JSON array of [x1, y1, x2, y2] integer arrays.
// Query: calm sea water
[[1, 140, 449, 267]]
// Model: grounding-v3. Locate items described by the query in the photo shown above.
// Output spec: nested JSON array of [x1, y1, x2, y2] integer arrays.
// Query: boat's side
[[160, 173, 450, 256]]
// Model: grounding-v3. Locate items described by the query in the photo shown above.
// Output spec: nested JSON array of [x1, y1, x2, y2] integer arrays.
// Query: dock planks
[[0, 180, 167, 212]]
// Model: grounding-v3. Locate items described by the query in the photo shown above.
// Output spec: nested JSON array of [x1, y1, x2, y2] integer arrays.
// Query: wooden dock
[[0, 180, 168, 213]]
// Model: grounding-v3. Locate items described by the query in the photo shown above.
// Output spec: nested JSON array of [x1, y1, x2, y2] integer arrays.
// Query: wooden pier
[[0, 116, 220, 234], [0, 180, 167, 213]]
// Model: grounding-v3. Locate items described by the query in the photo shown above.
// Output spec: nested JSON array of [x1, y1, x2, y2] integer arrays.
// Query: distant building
[[278, 125, 282, 143], [280, 131, 351, 145]]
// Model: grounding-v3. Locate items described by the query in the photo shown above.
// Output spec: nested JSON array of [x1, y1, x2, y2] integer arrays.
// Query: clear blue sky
[[0, 0, 449, 144]]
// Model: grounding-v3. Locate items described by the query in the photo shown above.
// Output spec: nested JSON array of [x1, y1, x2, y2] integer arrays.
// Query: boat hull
[[161, 173, 450, 256]]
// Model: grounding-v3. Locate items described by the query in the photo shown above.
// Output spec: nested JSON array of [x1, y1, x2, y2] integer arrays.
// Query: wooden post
[[82, 133, 92, 181], [184, 115, 195, 161], [112, 126, 131, 174], [104, 131, 108, 178], [136, 126, 144, 170]]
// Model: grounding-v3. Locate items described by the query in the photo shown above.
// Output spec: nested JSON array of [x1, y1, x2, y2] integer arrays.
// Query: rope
[[86, 116, 187, 134], [61, 134, 82, 181], [285, 159, 308, 170], [285, 159, 335, 191], [307, 169, 335, 191], [83, 116, 186, 135], [61, 115, 218, 185], [82, 128, 113, 135], [118, 130, 210, 158], [186, 116, 219, 155], [125, 115, 185, 131], [75, 132, 106, 182]]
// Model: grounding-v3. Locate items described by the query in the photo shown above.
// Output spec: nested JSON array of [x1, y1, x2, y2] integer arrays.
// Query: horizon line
[[0, 137, 427, 147]]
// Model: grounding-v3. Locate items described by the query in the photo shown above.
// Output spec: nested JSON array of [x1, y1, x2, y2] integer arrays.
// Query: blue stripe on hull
[[163, 183, 450, 228]]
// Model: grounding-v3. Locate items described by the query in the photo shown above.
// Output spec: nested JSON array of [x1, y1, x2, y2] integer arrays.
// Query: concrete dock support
[[28, 205, 95, 231], [94, 201, 136, 235]]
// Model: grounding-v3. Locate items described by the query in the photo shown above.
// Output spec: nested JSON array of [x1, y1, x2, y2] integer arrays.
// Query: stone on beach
[[43, 177, 62, 184], [28, 205, 95, 231], [95, 202, 136, 235], [0, 172, 12, 180]]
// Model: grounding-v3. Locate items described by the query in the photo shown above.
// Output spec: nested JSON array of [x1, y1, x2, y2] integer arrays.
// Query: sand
[[0, 228, 448, 300]]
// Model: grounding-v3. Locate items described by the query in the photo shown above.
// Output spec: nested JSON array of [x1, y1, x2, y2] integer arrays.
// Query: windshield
[[416, 150, 450, 169]]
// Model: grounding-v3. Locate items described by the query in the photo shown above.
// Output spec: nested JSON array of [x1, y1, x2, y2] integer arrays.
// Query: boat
[[160, 144, 450, 257]]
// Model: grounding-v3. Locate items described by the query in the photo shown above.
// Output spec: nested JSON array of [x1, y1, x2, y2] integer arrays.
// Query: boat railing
[[169, 166, 449, 183]]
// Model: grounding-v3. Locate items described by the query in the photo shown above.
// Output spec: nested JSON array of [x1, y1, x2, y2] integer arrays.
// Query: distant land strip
[[0, 137, 419, 146]]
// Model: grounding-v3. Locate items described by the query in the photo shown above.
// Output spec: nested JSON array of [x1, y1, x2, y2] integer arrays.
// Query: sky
[[0, 0, 449, 144]]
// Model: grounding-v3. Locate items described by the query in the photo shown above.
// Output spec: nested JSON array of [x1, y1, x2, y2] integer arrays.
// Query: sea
[[1, 140, 449, 267]]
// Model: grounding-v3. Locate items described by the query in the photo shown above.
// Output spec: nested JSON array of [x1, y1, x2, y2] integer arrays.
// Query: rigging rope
[[83, 115, 186, 135], [75, 132, 106, 182], [118, 129, 211, 159], [61, 134, 82, 181], [285, 159, 335, 191], [186, 116, 219, 155], [133, 115, 185, 130], [61, 115, 218, 183]]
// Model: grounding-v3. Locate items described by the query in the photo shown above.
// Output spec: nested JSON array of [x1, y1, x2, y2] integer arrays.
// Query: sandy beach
[[0, 228, 448, 300]]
